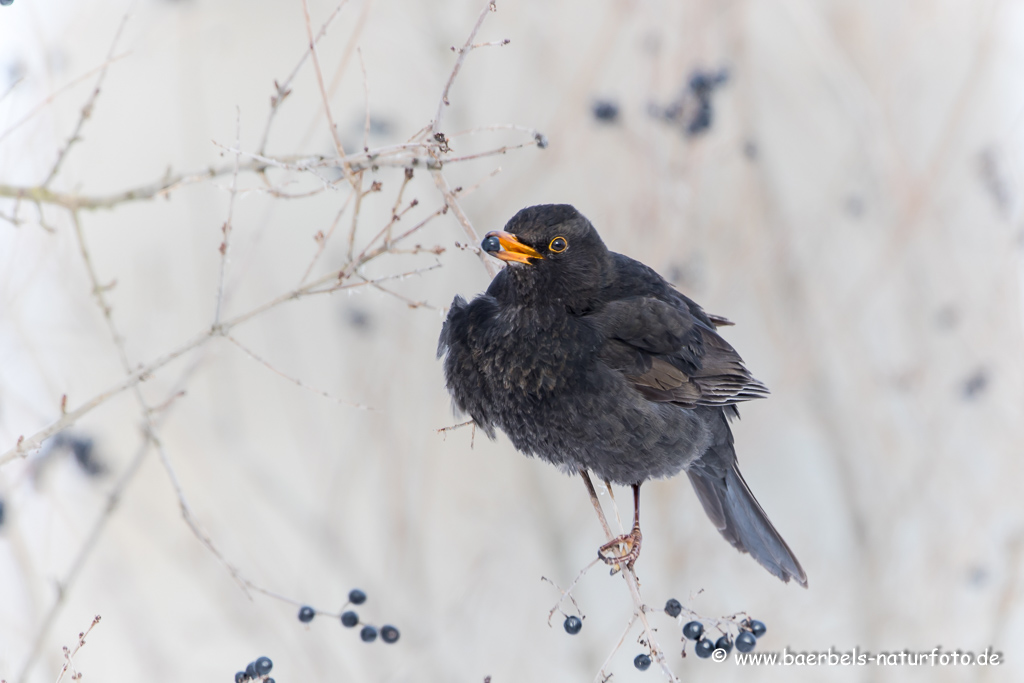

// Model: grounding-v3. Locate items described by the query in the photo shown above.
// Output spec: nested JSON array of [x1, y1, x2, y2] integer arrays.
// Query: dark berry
[[482, 235, 501, 253], [634, 654, 652, 671], [682, 621, 703, 641], [348, 589, 367, 605], [360, 625, 378, 643], [563, 615, 582, 635], [592, 100, 620, 123], [265, 680, 275, 683], [736, 631, 757, 653], [254, 657, 272, 676], [244, 662, 257, 679], [694, 638, 714, 659], [380, 625, 400, 643], [664, 598, 682, 618], [234, 673, 246, 683], [298, 606, 315, 623], [714, 635, 733, 655], [341, 611, 359, 627], [748, 619, 767, 638]]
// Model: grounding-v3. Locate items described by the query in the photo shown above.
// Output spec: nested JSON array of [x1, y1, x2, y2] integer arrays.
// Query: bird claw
[[598, 527, 642, 574]]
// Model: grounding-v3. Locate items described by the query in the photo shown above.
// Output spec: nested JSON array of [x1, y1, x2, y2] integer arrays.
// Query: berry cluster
[[297, 589, 400, 645], [682, 617, 766, 659], [664, 598, 767, 660], [234, 656, 274, 683]]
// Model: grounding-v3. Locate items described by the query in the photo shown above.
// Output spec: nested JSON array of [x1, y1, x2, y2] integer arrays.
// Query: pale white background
[[1, 0, 1023, 681]]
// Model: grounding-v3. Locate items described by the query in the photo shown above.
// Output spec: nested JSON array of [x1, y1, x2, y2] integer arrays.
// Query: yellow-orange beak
[[481, 231, 543, 264]]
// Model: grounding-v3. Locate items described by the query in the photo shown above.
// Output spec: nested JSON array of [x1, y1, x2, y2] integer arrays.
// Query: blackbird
[[438, 204, 806, 586]]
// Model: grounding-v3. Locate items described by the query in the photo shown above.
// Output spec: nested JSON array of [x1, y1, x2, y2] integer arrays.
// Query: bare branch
[[225, 335, 369, 409], [300, 0, 356, 185], [431, 168, 498, 277], [258, 0, 353, 155], [580, 472, 680, 682], [433, 1, 496, 136], [53, 615, 101, 683], [299, 190, 354, 285], [358, 47, 371, 152], [214, 108, 242, 325], [42, 7, 133, 187], [0, 54, 130, 147]]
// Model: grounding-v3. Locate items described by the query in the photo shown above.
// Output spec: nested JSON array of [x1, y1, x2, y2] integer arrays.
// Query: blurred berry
[[634, 654, 651, 671], [70, 436, 104, 476], [265, 680, 274, 683], [591, 100, 619, 123], [714, 635, 733, 655], [694, 638, 714, 659], [244, 662, 257, 679], [682, 621, 703, 641], [298, 606, 315, 623], [348, 589, 367, 605], [688, 68, 729, 95], [0, 1, 14, 7], [736, 631, 757, 653], [254, 657, 272, 676], [341, 611, 359, 627], [687, 100, 713, 136], [563, 615, 582, 635], [381, 625, 400, 643], [748, 619, 767, 638], [664, 599, 682, 618], [360, 625, 378, 643], [234, 672, 246, 683]]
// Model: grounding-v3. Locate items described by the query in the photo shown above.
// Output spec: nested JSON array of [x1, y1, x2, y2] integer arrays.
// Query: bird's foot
[[597, 526, 642, 574]]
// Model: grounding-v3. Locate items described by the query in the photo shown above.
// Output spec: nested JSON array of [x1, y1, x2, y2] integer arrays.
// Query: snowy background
[[2, 1, 1023, 681]]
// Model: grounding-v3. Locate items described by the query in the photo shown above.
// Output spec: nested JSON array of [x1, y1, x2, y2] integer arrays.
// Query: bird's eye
[[549, 236, 568, 253]]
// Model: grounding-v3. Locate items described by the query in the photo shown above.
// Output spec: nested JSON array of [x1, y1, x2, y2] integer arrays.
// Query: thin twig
[[431, 169, 498, 277], [595, 614, 639, 683], [73, 209, 256, 598], [298, 0, 373, 152], [437, 420, 475, 435], [42, 6, 133, 187], [258, 0, 352, 155], [225, 335, 369, 409], [0, 249, 446, 466], [0, 75, 25, 106], [0, 158, 291, 212], [16, 364, 199, 683], [433, 0, 497, 136], [0, 54, 130, 146], [214, 108, 242, 325], [451, 38, 510, 53], [543, 559, 599, 624], [300, 0, 356, 186], [358, 47, 371, 152], [346, 173, 366, 259], [299, 191, 354, 285], [580, 471, 680, 682], [53, 615, 101, 683]]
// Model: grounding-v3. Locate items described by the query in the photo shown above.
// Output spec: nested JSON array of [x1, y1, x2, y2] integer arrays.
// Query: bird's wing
[[590, 297, 768, 408], [437, 295, 499, 438]]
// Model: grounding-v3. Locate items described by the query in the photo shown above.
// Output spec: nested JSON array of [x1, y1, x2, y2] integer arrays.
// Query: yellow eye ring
[[549, 236, 568, 253]]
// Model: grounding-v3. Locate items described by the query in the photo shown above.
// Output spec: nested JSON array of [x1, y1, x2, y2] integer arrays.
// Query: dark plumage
[[438, 204, 806, 586]]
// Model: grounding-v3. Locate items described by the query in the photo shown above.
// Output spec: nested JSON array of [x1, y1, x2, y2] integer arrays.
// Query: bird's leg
[[598, 483, 643, 572]]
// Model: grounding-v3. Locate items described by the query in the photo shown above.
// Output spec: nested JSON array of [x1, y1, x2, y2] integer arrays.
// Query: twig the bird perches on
[[580, 471, 681, 682]]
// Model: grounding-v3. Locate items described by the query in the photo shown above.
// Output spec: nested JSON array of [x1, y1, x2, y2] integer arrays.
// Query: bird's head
[[482, 204, 610, 304]]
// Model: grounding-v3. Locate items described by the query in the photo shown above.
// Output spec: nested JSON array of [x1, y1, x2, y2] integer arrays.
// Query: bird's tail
[[687, 459, 808, 587]]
